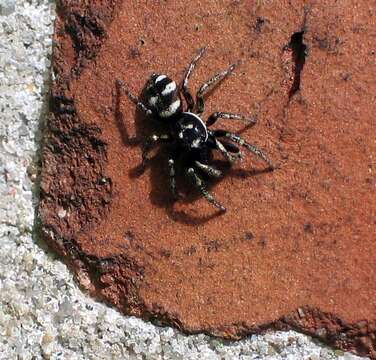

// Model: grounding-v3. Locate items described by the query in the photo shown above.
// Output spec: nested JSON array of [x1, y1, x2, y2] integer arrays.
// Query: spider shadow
[[113, 79, 165, 177], [113, 80, 143, 148], [164, 160, 274, 225], [146, 152, 273, 226]]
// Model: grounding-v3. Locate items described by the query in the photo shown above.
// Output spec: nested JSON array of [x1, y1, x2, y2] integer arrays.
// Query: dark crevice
[[288, 31, 307, 98]]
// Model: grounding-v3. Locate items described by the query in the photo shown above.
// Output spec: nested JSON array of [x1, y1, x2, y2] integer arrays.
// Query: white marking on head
[[191, 138, 202, 148], [161, 81, 177, 95], [148, 96, 158, 106], [178, 131, 184, 139], [155, 75, 167, 83], [159, 99, 181, 118]]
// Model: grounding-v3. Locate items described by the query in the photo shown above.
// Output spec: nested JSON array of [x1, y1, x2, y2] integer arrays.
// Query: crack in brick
[[288, 30, 307, 98]]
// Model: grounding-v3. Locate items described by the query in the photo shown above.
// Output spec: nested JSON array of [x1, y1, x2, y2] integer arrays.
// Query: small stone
[[56, 299, 74, 320], [297, 307, 305, 318], [57, 208, 67, 218], [99, 177, 107, 184], [244, 231, 254, 241], [26, 83, 37, 93], [315, 328, 327, 337], [23, 252, 34, 273], [307, 355, 320, 360], [41, 330, 54, 345], [0, 0, 15, 16], [22, 32, 34, 47]]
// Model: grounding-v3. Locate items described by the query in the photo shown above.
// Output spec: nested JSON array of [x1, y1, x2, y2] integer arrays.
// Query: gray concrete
[[0, 1, 366, 359]]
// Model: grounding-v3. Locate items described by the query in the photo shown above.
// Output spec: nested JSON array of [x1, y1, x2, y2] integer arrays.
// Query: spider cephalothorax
[[117, 47, 274, 212]]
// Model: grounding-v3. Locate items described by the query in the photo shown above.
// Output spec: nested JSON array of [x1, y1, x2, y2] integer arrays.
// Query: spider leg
[[221, 140, 241, 154], [168, 158, 178, 199], [206, 111, 256, 127], [182, 46, 207, 112], [187, 167, 226, 212], [194, 161, 222, 178], [116, 79, 153, 116], [213, 130, 274, 168], [196, 63, 237, 115], [214, 138, 243, 163], [142, 134, 171, 167]]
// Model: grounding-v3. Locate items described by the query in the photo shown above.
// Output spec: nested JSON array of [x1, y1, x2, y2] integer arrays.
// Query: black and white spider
[[116, 47, 274, 212]]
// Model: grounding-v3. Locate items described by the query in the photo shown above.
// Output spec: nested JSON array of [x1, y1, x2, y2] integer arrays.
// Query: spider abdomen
[[145, 74, 182, 118]]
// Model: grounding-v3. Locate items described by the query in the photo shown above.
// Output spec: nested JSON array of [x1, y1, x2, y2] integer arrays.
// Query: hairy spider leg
[[213, 130, 274, 168], [182, 46, 207, 112], [196, 63, 237, 115], [116, 79, 152, 116], [221, 140, 241, 154], [214, 138, 242, 163], [194, 160, 222, 178], [187, 167, 226, 212], [142, 134, 171, 167], [168, 158, 177, 199], [206, 111, 257, 127]]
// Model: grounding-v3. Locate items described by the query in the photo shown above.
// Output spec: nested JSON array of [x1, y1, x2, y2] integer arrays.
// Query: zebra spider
[[116, 47, 274, 212]]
